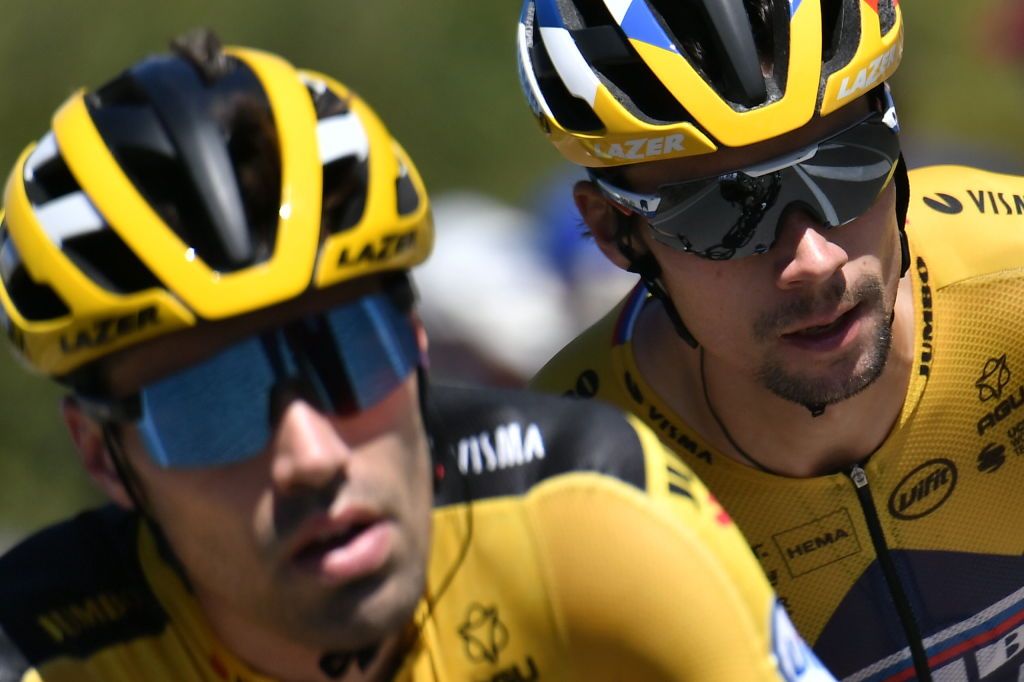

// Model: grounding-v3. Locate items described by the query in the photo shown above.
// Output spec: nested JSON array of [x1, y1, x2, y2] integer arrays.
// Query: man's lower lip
[[290, 521, 395, 584], [781, 305, 863, 352]]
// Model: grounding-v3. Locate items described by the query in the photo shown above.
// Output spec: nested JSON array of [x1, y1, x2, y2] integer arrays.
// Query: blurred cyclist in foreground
[[519, 0, 1024, 679], [0, 31, 833, 681]]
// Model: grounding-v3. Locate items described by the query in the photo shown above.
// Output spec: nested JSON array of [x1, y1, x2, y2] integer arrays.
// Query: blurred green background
[[2, 0, 1023, 541]]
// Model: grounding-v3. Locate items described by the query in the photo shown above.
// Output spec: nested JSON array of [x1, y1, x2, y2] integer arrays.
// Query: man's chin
[[761, 347, 890, 408], [282, 570, 423, 651]]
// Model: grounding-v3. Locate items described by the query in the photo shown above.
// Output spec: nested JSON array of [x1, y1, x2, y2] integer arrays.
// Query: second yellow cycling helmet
[[0, 31, 433, 381], [517, 0, 903, 167]]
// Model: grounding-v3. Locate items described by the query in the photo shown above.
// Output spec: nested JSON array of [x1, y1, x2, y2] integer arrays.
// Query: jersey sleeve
[[525, 417, 835, 681]]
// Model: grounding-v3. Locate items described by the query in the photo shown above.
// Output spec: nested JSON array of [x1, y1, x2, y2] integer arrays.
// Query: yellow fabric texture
[[531, 165, 1024, 681]]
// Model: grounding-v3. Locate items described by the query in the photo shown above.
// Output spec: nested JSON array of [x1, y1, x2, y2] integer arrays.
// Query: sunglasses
[[593, 86, 902, 261], [78, 287, 420, 469]]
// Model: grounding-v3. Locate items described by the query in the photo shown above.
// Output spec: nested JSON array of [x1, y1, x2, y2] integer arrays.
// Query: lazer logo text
[[60, 306, 159, 354], [337, 230, 417, 266], [837, 44, 899, 100], [591, 134, 684, 161]]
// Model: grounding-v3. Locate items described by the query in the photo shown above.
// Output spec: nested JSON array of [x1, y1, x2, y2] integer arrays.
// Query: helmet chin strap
[[894, 153, 911, 278], [615, 233, 699, 348], [617, 153, 911, 419]]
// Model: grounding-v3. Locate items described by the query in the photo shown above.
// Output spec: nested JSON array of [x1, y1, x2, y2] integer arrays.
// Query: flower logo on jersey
[[459, 603, 509, 664], [977, 354, 1011, 402]]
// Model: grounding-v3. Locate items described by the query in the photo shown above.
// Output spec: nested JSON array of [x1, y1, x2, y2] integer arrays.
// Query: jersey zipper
[[848, 464, 933, 682]]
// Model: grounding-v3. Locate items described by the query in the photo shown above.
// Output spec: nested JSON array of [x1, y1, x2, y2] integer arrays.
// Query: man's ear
[[61, 397, 135, 510], [573, 180, 636, 270]]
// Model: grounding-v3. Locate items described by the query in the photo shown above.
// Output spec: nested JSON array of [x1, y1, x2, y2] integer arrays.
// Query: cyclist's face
[[595, 97, 905, 406], [102, 284, 433, 655], [642, 181, 902, 407]]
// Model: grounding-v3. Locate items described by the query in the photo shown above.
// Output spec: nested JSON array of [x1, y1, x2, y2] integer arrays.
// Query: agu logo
[[888, 459, 958, 520], [459, 604, 509, 664], [977, 354, 1012, 402]]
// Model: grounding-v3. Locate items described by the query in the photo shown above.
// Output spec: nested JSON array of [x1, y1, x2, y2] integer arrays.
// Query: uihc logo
[[456, 422, 546, 475]]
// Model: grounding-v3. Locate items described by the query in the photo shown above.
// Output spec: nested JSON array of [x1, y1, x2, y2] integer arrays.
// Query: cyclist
[[519, 1, 1024, 680], [0, 31, 833, 681]]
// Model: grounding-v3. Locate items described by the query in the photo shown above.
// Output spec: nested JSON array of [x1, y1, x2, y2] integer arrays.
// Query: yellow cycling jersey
[[532, 166, 1024, 682], [0, 386, 832, 681]]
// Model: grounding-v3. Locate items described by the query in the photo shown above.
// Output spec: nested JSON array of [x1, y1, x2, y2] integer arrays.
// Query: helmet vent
[[395, 159, 420, 216], [877, 0, 897, 35], [572, 22, 692, 123], [63, 229, 162, 295], [23, 144, 79, 206], [306, 81, 351, 120], [820, 0, 844, 63], [0, 222, 70, 321], [646, 0, 774, 108], [822, 0, 863, 78], [528, 12, 604, 132], [322, 157, 368, 234], [306, 81, 371, 235]]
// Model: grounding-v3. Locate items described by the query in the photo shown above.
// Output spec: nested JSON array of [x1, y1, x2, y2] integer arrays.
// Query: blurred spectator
[[414, 192, 575, 386], [532, 166, 639, 331], [980, 0, 1024, 64]]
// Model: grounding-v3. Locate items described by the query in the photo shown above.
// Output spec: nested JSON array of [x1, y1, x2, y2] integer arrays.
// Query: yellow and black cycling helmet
[[0, 31, 433, 382], [517, 0, 903, 167]]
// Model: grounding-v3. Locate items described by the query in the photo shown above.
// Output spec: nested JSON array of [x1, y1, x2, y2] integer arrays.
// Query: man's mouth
[[293, 523, 376, 562], [288, 510, 395, 584], [791, 315, 849, 337], [781, 303, 864, 351]]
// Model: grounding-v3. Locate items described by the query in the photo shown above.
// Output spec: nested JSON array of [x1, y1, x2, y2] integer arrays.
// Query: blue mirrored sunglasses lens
[[326, 295, 420, 412], [138, 337, 274, 468], [136, 291, 419, 468]]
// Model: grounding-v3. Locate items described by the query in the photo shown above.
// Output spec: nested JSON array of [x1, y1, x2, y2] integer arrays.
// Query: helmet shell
[[517, 0, 903, 167], [0, 45, 433, 378]]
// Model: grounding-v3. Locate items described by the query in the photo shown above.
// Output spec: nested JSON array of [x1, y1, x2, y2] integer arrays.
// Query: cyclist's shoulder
[[0, 506, 162, 674], [907, 163, 1024, 224], [531, 288, 639, 395], [907, 164, 1024, 289], [0, 505, 134, 587], [429, 384, 654, 505]]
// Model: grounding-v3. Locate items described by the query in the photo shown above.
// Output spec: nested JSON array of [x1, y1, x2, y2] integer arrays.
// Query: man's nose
[[772, 210, 849, 290], [270, 399, 351, 493]]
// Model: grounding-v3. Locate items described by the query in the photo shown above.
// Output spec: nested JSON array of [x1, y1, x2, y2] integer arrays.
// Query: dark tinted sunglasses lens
[[651, 121, 899, 259], [652, 172, 784, 259], [803, 128, 900, 225]]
